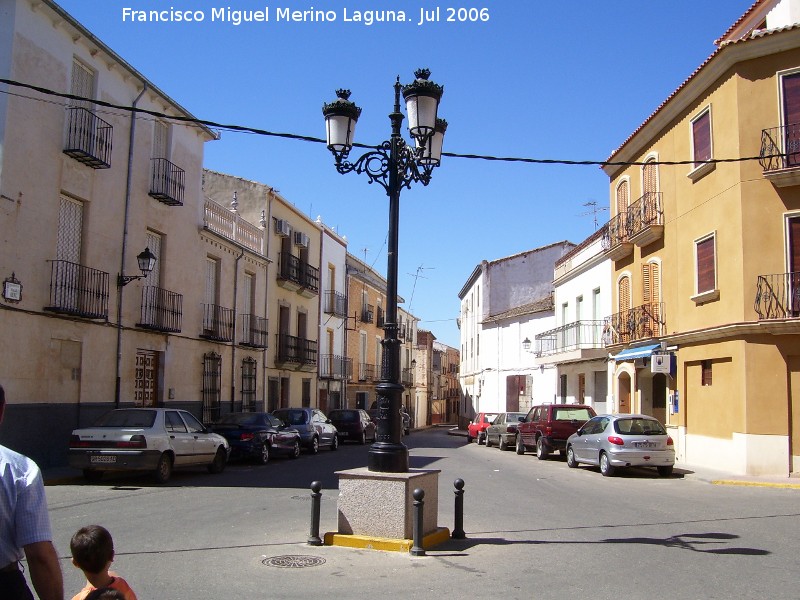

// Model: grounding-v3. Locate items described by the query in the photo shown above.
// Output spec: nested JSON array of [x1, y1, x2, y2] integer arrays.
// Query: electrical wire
[[0, 77, 775, 168]]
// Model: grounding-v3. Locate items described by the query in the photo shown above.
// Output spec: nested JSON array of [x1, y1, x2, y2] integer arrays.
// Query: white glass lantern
[[417, 118, 448, 166], [402, 69, 443, 141], [322, 89, 362, 153]]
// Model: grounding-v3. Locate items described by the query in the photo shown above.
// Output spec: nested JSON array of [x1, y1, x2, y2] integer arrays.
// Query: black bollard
[[308, 481, 323, 546], [452, 478, 465, 539], [410, 488, 425, 556]]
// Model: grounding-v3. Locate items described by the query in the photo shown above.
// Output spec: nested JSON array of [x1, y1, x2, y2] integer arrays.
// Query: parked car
[[209, 412, 301, 463], [272, 408, 338, 454], [329, 409, 376, 444], [516, 404, 596, 459], [566, 414, 675, 477], [369, 402, 411, 436], [467, 412, 499, 444], [485, 412, 525, 450], [69, 408, 229, 483]]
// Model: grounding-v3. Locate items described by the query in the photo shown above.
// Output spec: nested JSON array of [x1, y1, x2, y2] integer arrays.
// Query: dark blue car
[[210, 412, 301, 464]]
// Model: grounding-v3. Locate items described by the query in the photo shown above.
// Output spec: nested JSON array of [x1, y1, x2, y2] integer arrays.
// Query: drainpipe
[[263, 189, 274, 410], [231, 244, 245, 412], [114, 83, 147, 408]]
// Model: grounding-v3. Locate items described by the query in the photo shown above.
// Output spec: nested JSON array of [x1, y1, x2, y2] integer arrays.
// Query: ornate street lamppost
[[323, 69, 446, 472]]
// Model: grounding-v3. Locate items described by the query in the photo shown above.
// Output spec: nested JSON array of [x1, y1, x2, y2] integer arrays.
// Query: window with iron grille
[[202, 352, 222, 422], [241, 357, 257, 412]]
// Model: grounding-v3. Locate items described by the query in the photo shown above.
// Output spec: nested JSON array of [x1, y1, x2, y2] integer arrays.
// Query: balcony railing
[[324, 291, 347, 317], [358, 363, 377, 382], [63, 107, 112, 169], [627, 192, 663, 245], [755, 272, 800, 320], [240, 314, 268, 348], [275, 334, 317, 366], [137, 286, 182, 332], [377, 306, 385, 327], [319, 355, 352, 380], [760, 124, 800, 172], [361, 304, 374, 323], [200, 303, 234, 342], [534, 320, 606, 357], [204, 199, 264, 255], [149, 158, 185, 206], [302, 263, 319, 294], [278, 252, 302, 285], [603, 303, 665, 345], [44, 260, 109, 319], [401, 367, 414, 387]]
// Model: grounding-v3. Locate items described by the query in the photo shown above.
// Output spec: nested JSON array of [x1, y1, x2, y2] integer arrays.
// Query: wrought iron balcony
[[401, 367, 414, 387], [755, 272, 800, 319], [627, 192, 663, 247], [240, 314, 268, 348], [200, 303, 234, 342], [319, 354, 352, 380], [278, 253, 302, 288], [324, 291, 348, 317], [44, 260, 109, 319], [358, 363, 377, 382], [137, 286, 182, 333], [63, 107, 112, 169], [534, 320, 606, 357], [149, 158, 185, 206], [301, 262, 320, 296], [601, 210, 634, 260], [603, 303, 665, 345], [275, 334, 317, 367], [204, 198, 264, 255], [377, 306, 385, 328], [360, 304, 374, 323], [760, 124, 800, 186]]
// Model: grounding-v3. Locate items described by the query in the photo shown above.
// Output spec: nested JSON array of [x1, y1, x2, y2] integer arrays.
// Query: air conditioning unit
[[274, 219, 291, 237], [294, 231, 310, 248]]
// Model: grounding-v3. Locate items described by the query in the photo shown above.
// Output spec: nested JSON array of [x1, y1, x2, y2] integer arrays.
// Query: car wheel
[[477, 432, 484, 445], [467, 433, 474, 444], [499, 435, 508, 451], [208, 447, 227, 474], [154, 453, 173, 484], [82, 469, 103, 483], [257, 443, 270, 465], [485, 433, 492, 447], [330, 434, 338, 451], [599, 452, 615, 477], [536, 437, 549, 460], [658, 465, 674, 477], [289, 441, 300, 459], [566, 446, 578, 468], [516, 435, 525, 455], [309, 436, 319, 455], [359, 432, 366, 445]]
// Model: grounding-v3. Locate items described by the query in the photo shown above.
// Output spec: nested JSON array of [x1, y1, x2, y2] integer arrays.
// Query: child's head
[[70, 525, 115, 575], [85, 589, 125, 600]]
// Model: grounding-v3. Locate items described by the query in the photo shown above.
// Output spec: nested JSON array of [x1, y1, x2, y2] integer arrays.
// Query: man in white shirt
[[0, 384, 64, 600]]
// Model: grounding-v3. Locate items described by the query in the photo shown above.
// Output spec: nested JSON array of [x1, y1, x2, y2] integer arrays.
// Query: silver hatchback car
[[566, 414, 675, 477]]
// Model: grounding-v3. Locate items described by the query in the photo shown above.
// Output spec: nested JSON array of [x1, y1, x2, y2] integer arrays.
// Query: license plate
[[634, 442, 657, 449], [90, 455, 117, 464]]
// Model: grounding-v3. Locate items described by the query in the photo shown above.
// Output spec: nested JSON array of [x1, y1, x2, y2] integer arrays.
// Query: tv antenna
[[579, 201, 607, 230], [407, 265, 434, 311]]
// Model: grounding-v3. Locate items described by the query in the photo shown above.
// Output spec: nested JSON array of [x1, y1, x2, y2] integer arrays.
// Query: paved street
[[41, 428, 799, 599]]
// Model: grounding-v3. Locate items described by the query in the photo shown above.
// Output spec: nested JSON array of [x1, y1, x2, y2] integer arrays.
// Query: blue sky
[[54, 0, 754, 348]]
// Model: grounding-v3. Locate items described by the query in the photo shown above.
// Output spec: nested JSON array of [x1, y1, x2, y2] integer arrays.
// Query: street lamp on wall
[[117, 247, 157, 287], [522, 337, 532, 352], [323, 69, 445, 473]]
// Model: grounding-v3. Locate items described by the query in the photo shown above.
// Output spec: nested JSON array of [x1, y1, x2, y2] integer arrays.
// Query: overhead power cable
[[0, 77, 775, 168]]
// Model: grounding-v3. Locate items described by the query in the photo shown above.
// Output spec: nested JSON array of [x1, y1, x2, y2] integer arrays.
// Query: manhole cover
[[262, 555, 326, 568]]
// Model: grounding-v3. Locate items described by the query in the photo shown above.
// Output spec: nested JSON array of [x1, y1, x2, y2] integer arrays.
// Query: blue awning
[[612, 344, 661, 362]]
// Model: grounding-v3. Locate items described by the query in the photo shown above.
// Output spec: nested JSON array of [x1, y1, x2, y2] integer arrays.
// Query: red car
[[467, 412, 499, 444]]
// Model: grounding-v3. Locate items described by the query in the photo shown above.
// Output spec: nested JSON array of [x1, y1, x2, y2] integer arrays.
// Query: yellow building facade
[[604, 1, 800, 476]]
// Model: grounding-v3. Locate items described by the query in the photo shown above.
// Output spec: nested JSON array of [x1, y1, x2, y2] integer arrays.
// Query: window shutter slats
[[693, 111, 711, 165], [696, 237, 715, 293]]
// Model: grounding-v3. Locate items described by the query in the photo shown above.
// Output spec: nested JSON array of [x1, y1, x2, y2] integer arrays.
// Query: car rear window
[[274, 410, 308, 425], [93, 410, 157, 428], [553, 408, 593, 421], [330, 411, 358, 421], [614, 418, 667, 435]]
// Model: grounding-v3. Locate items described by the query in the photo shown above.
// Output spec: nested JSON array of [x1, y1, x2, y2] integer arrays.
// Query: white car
[[69, 408, 230, 483]]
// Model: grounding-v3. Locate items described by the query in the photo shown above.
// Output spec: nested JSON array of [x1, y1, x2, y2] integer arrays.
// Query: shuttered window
[[71, 59, 94, 109], [701, 360, 712, 386], [642, 262, 661, 304], [696, 236, 716, 294], [616, 180, 629, 217], [618, 276, 630, 312], [643, 159, 658, 195], [692, 110, 712, 167]]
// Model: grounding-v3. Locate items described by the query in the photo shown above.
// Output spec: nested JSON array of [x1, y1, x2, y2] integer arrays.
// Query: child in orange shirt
[[70, 525, 137, 600]]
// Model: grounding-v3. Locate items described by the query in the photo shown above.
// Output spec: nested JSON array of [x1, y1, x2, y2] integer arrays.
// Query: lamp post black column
[[323, 70, 446, 472]]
